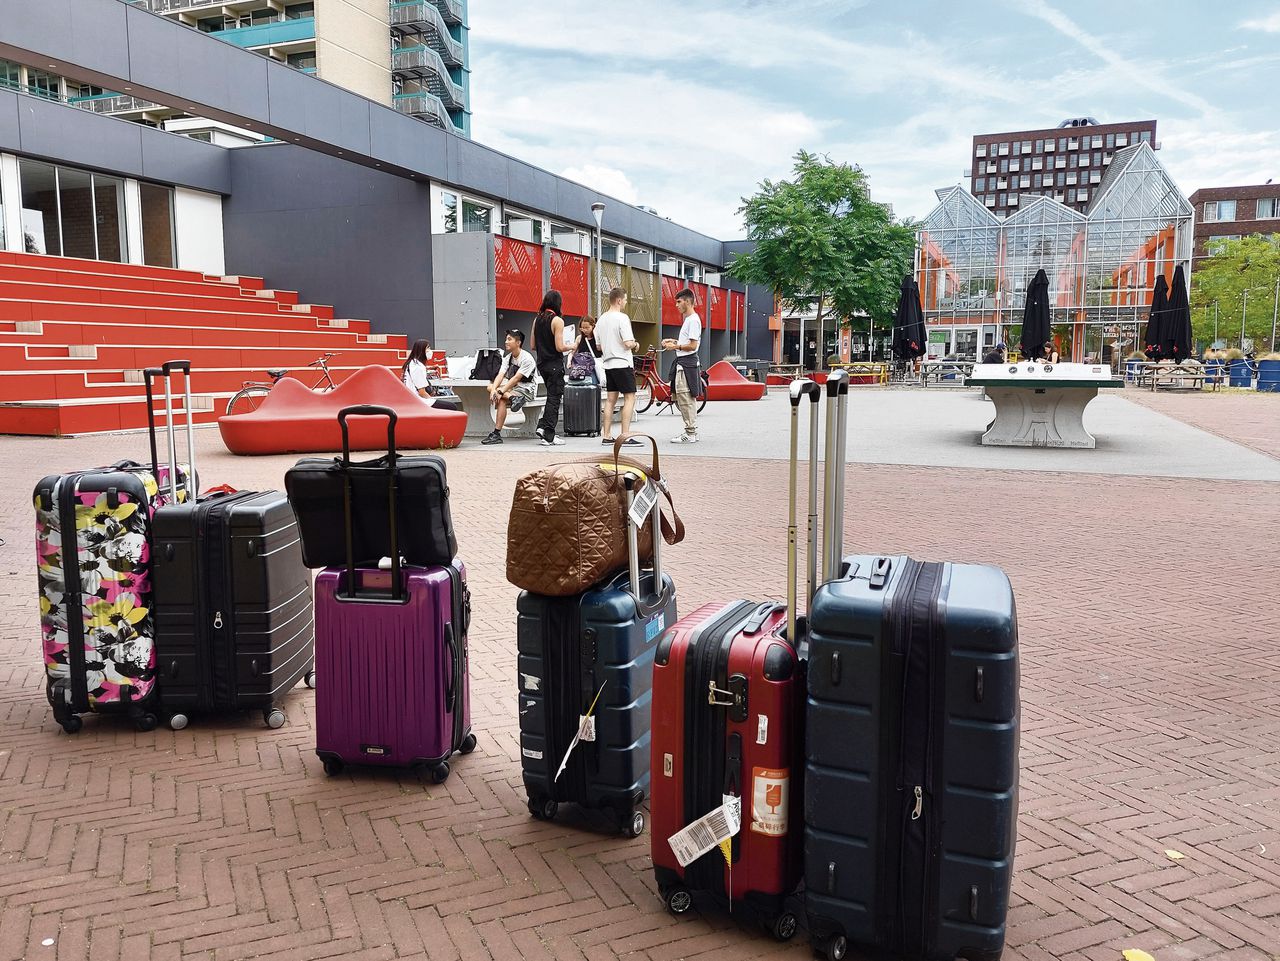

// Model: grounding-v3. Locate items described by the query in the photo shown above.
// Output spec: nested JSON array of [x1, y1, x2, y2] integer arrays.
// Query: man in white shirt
[[596, 287, 644, 447], [662, 288, 702, 443], [482, 329, 538, 445]]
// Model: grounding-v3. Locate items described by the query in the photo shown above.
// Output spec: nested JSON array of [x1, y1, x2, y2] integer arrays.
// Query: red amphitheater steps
[[0, 251, 408, 437]]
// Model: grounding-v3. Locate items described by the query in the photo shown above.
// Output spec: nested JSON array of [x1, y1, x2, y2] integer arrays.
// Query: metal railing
[[389, 2, 464, 65], [391, 45, 465, 109], [430, 0, 464, 24], [393, 90, 448, 127], [69, 93, 166, 115]]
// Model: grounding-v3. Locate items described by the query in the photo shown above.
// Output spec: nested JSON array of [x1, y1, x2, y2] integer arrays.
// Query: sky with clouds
[[467, 0, 1280, 241]]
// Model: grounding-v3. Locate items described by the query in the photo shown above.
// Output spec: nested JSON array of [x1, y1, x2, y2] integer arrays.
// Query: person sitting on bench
[[482, 329, 538, 446]]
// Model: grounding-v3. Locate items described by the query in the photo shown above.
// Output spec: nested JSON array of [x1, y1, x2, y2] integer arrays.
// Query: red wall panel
[[549, 250, 589, 318], [708, 286, 728, 331], [729, 290, 745, 331], [661, 275, 683, 327], [493, 236, 543, 313]]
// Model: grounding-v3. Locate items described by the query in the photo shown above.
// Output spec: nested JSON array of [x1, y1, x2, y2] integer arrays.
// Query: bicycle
[[632, 346, 708, 415], [225, 352, 340, 416]]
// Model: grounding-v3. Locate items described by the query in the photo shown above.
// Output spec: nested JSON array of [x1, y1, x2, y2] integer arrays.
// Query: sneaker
[[621, 437, 645, 447], [670, 433, 699, 444], [540, 436, 566, 447], [481, 431, 503, 445], [601, 436, 616, 445]]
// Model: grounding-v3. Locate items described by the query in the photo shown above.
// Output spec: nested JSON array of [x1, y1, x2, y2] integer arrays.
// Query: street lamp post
[[1213, 300, 1218, 345], [1242, 288, 1249, 349], [1272, 275, 1279, 352], [590, 202, 605, 318]]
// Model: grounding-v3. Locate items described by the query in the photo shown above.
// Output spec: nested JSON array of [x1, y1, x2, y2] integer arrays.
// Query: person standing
[[662, 287, 702, 444], [530, 290, 573, 447], [597, 287, 643, 447]]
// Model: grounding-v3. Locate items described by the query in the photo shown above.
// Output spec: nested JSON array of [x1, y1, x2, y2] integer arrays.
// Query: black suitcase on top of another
[[804, 553, 1019, 961], [563, 380, 601, 436]]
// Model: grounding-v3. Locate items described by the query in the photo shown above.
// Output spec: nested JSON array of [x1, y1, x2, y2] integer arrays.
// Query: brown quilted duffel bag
[[506, 434, 684, 596]]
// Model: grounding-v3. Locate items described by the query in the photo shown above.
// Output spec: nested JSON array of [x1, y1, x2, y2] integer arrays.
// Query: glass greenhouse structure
[[915, 143, 1193, 365]]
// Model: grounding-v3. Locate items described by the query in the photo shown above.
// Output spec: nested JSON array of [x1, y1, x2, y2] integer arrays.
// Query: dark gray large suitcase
[[804, 554, 1019, 961], [562, 380, 601, 436]]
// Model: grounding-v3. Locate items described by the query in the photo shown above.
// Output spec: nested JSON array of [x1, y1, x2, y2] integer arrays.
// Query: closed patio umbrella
[[1018, 269, 1051, 360], [1144, 275, 1168, 361], [1163, 265, 1193, 362], [891, 275, 927, 360]]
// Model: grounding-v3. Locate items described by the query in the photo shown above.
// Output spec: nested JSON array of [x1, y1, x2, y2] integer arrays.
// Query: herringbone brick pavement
[[1126, 390, 1280, 461], [0, 410, 1277, 961]]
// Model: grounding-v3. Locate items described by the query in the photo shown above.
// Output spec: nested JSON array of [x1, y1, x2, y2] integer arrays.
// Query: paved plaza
[[0, 387, 1278, 961]]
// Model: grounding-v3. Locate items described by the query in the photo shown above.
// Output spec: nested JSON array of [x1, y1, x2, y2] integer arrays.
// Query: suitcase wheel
[[59, 715, 83, 735], [168, 713, 190, 732], [663, 887, 693, 915], [322, 757, 344, 777], [428, 761, 450, 784], [528, 798, 558, 821], [816, 934, 847, 961], [620, 809, 645, 839], [459, 733, 477, 755], [769, 912, 798, 943], [134, 712, 158, 733], [304, 671, 316, 690], [263, 709, 287, 729]]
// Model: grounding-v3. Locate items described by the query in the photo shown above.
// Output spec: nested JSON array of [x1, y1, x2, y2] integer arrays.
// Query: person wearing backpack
[[530, 290, 574, 447], [568, 316, 603, 385]]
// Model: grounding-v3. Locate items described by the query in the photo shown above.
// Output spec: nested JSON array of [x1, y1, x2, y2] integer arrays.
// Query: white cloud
[[559, 165, 641, 206], [1240, 11, 1280, 32]]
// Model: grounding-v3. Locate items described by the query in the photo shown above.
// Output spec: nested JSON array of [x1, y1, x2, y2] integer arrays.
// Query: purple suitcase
[[305, 405, 476, 783]]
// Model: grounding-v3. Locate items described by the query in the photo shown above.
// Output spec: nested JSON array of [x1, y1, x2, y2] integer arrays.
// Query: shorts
[[604, 367, 637, 394]]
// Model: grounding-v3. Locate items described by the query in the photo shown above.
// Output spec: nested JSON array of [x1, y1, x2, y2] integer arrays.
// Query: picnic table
[[920, 360, 974, 385], [965, 362, 1125, 449], [829, 362, 890, 385]]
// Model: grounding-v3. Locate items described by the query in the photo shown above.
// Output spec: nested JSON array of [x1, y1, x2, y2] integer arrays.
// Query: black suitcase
[[562, 380, 601, 436], [518, 471, 676, 837], [285, 407, 456, 568], [804, 553, 1019, 961], [143, 365, 314, 731]]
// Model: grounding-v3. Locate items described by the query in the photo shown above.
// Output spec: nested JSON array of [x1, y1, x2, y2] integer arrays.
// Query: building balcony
[[391, 45, 466, 110], [209, 17, 316, 51], [144, 0, 284, 12], [68, 92, 177, 121], [389, 1, 465, 66], [393, 90, 450, 128], [429, 0, 465, 25]]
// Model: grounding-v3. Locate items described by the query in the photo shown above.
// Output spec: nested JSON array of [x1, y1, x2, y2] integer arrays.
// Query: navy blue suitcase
[[804, 554, 1019, 961]]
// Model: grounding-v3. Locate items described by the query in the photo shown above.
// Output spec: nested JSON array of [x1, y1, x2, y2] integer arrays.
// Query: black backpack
[[469, 348, 503, 382]]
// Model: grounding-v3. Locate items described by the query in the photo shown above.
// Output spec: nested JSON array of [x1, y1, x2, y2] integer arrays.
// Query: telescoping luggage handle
[[142, 360, 197, 501], [621, 466, 664, 602], [336, 404, 403, 602], [787, 379, 821, 645], [822, 369, 850, 584]]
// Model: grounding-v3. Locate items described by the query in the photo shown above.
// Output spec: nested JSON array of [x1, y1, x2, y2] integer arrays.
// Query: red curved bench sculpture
[[218, 365, 467, 454], [704, 360, 767, 401]]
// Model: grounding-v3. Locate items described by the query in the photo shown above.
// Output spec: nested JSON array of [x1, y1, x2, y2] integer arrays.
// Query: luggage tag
[[627, 480, 659, 529], [667, 794, 741, 868], [553, 680, 606, 782]]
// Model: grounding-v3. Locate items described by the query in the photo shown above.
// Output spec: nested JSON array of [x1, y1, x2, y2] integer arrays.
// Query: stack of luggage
[[507, 436, 682, 835], [286, 404, 476, 783], [647, 372, 1022, 961], [35, 361, 315, 734]]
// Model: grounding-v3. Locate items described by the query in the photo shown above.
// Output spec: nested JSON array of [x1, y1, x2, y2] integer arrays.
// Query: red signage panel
[[493, 236, 543, 313], [549, 250, 590, 318]]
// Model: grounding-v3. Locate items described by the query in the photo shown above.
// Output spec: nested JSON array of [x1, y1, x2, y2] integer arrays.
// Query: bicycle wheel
[[225, 385, 271, 416], [635, 375, 655, 413], [696, 373, 709, 413]]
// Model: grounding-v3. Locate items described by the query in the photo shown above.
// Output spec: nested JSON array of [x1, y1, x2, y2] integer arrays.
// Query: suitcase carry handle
[[143, 361, 197, 502], [822, 370, 850, 583], [336, 405, 402, 602], [443, 623, 457, 713]]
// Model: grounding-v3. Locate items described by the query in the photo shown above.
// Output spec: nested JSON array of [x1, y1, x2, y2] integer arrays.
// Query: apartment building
[[1187, 183, 1280, 261], [72, 0, 470, 135], [968, 118, 1158, 218]]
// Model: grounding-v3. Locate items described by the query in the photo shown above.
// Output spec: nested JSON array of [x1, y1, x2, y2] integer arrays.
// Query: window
[[1055, 156, 1066, 169], [1066, 173, 1078, 185], [999, 159, 1008, 173], [1140, 131, 1151, 142], [1032, 157, 1043, 170], [251, 8, 279, 24], [1022, 141, 1032, 153], [1033, 174, 1042, 188], [27, 69, 59, 100], [1115, 133, 1128, 146], [1093, 151, 1102, 166], [1077, 190, 1088, 203], [1068, 138, 1079, 151], [975, 177, 986, 191], [286, 52, 316, 70], [997, 178, 1008, 190], [1020, 176, 1031, 189], [1067, 189, 1076, 204], [1035, 139, 1044, 152], [1056, 172, 1066, 187], [551, 223, 584, 253], [197, 16, 221, 31], [1008, 194, 1019, 206], [1092, 136, 1103, 149], [1009, 159, 1020, 172], [1091, 170, 1101, 184], [1044, 140, 1055, 152], [1257, 198, 1278, 219], [1105, 133, 1115, 148], [1068, 154, 1077, 168], [984, 195, 996, 207], [139, 183, 175, 268], [461, 200, 491, 233], [21, 160, 61, 255], [1206, 235, 1240, 255], [1079, 153, 1090, 167], [284, 2, 314, 18], [975, 144, 987, 158], [998, 143, 1009, 156], [1203, 200, 1236, 222], [986, 162, 997, 174], [1058, 137, 1068, 151], [438, 191, 458, 232], [93, 175, 125, 263], [505, 211, 543, 243], [601, 240, 619, 262]]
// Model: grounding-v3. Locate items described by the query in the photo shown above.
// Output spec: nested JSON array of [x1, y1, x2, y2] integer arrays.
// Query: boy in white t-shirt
[[662, 288, 702, 443], [596, 287, 644, 447], [482, 329, 538, 445]]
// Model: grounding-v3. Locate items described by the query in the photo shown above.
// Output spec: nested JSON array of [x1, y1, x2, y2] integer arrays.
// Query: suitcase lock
[[213, 612, 223, 630], [707, 674, 748, 722]]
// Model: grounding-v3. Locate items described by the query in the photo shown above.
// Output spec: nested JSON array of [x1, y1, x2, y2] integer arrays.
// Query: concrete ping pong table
[[965, 362, 1126, 449]]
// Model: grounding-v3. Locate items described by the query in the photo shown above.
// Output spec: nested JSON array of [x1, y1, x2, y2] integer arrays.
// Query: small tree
[[1191, 235, 1280, 349], [728, 150, 916, 357]]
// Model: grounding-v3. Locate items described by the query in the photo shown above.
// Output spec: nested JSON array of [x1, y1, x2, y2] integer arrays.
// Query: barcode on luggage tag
[[645, 612, 666, 642], [668, 798, 740, 868], [627, 481, 659, 529]]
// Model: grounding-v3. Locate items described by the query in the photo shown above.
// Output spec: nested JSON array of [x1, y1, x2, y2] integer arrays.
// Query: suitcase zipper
[[56, 473, 88, 714]]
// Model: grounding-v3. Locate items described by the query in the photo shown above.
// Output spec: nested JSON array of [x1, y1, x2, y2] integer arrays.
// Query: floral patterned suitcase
[[34, 461, 191, 733]]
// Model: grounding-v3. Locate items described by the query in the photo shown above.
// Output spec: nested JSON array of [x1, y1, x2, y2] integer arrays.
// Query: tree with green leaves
[[727, 150, 916, 363], [1190, 235, 1280, 351]]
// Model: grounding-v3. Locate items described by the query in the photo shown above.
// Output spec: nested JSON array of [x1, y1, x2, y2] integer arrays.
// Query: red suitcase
[[649, 379, 825, 940]]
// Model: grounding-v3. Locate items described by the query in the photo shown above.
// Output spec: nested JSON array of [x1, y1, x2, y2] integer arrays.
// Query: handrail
[[389, 1, 465, 65], [390, 44, 466, 108]]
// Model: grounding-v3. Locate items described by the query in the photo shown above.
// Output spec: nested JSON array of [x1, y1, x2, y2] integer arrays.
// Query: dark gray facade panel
[[222, 146, 434, 342], [140, 127, 232, 193], [368, 108, 446, 174], [506, 162, 557, 214], [15, 95, 144, 177], [266, 68, 377, 155], [721, 241, 773, 360], [3, 0, 131, 84], [449, 137, 510, 199], [0, 93, 19, 148]]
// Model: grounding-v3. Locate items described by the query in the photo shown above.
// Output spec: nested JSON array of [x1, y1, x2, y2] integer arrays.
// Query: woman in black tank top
[[532, 290, 568, 445]]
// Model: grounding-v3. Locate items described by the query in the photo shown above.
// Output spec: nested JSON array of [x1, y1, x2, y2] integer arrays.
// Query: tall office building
[[968, 118, 1157, 218], [77, 0, 470, 135]]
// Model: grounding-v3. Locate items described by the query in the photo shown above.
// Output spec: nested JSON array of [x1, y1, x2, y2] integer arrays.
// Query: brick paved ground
[[1, 398, 1278, 961], [1124, 389, 1280, 461]]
